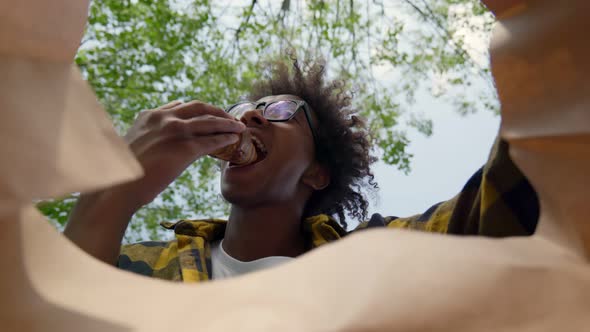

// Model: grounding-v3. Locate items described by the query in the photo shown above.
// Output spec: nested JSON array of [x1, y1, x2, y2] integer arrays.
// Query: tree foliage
[[39, 0, 496, 240]]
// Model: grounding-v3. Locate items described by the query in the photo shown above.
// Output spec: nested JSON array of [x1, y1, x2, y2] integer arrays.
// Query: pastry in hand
[[210, 131, 258, 166]]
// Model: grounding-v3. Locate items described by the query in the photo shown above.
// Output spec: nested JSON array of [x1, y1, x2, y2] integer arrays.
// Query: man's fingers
[[185, 116, 245, 135], [186, 133, 240, 155], [172, 100, 236, 120], [139, 101, 183, 124], [159, 100, 183, 110], [159, 117, 245, 139]]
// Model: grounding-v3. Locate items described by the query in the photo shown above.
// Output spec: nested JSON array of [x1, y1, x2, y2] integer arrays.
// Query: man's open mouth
[[229, 135, 268, 168]]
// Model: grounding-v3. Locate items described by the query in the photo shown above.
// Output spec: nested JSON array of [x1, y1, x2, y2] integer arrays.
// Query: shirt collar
[[160, 214, 347, 248]]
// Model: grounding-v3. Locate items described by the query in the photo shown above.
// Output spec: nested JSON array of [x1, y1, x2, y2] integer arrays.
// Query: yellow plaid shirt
[[118, 138, 539, 282]]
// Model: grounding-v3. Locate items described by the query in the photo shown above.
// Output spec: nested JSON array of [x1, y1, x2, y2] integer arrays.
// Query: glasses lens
[[227, 102, 255, 119], [264, 101, 297, 120]]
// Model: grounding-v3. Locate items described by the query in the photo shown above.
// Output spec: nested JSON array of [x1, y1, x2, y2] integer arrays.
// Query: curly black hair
[[248, 56, 378, 229]]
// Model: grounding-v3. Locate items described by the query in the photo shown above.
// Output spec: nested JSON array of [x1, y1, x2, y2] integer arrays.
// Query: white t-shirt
[[210, 240, 293, 280]]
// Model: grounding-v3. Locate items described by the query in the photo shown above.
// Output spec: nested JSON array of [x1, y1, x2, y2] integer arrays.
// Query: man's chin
[[220, 185, 260, 206]]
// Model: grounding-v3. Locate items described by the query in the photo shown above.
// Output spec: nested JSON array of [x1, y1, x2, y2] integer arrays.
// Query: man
[[64, 58, 538, 282]]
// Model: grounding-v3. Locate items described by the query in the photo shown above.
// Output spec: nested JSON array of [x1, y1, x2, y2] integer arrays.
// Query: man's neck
[[222, 204, 307, 262]]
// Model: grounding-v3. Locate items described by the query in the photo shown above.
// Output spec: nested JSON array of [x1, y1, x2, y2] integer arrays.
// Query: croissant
[[210, 131, 258, 165]]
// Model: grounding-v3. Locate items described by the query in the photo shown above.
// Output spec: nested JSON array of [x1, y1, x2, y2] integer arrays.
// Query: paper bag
[[0, 0, 589, 331], [491, 0, 590, 253], [0, 0, 142, 201]]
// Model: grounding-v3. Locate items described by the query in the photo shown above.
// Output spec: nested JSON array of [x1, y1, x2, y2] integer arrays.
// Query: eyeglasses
[[225, 100, 318, 144]]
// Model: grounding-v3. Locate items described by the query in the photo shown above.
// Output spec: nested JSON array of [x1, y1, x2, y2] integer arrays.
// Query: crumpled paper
[[0, 0, 588, 331], [0, 0, 142, 201], [491, 0, 590, 257]]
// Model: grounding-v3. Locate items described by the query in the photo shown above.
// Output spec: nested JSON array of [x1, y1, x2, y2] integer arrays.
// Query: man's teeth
[[252, 136, 267, 154]]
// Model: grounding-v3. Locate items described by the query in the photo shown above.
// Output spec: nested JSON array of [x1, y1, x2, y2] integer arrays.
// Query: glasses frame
[[225, 100, 318, 144]]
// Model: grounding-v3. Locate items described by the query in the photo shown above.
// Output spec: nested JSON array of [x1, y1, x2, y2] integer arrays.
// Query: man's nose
[[240, 108, 269, 127]]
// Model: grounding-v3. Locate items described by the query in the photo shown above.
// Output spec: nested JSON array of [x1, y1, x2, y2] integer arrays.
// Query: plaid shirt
[[118, 138, 539, 282]]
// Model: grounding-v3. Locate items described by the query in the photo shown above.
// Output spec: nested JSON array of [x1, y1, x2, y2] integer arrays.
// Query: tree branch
[[403, 0, 495, 89], [231, 0, 258, 57], [235, 0, 258, 40]]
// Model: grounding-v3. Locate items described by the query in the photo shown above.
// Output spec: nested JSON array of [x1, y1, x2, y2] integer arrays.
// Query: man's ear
[[302, 162, 330, 191]]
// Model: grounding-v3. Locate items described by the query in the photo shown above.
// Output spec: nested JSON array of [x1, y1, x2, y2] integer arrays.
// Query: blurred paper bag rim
[[0, 0, 142, 201]]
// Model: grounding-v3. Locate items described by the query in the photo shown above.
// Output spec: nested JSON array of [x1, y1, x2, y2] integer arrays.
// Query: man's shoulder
[[119, 240, 177, 264], [121, 240, 176, 253], [353, 201, 453, 234], [118, 240, 181, 280], [116, 217, 228, 282]]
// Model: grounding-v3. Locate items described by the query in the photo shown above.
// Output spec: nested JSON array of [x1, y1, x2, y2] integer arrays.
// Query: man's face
[[220, 94, 318, 207]]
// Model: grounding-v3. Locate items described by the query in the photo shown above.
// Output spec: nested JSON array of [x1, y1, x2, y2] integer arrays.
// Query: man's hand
[[121, 100, 245, 209], [64, 100, 244, 265]]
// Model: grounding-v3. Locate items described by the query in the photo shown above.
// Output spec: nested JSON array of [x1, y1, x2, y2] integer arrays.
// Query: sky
[[369, 93, 499, 218]]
